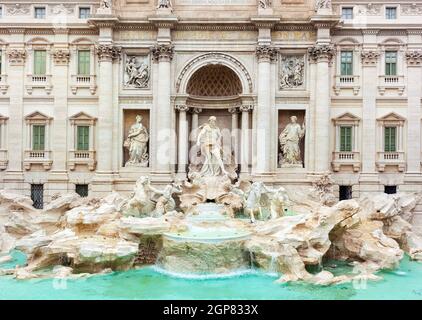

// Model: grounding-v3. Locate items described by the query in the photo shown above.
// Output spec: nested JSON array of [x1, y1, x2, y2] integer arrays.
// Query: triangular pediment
[[377, 112, 406, 122], [333, 112, 360, 122], [24, 111, 52, 121], [69, 112, 97, 121]]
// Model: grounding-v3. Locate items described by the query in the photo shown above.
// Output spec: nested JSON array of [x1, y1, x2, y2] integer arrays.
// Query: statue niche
[[123, 113, 149, 167], [278, 111, 306, 168]]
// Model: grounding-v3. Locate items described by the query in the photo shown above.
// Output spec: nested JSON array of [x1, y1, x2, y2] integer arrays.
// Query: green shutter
[[385, 52, 397, 76], [384, 127, 397, 152], [78, 51, 90, 75], [34, 50, 47, 75], [0, 50, 2, 74], [77, 126, 89, 151], [340, 126, 352, 152], [33, 125, 45, 150], [340, 51, 353, 76]]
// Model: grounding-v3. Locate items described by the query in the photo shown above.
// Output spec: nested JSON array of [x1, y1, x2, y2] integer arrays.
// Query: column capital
[[308, 44, 336, 62], [7, 48, 26, 66], [256, 45, 277, 62], [239, 105, 254, 112], [228, 107, 239, 114], [151, 44, 175, 62], [190, 107, 202, 114], [406, 50, 422, 66], [175, 104, 189, 112], [52, 48, 70, 65], [361, 50, 380, 66], [96, 44, 121, 62]]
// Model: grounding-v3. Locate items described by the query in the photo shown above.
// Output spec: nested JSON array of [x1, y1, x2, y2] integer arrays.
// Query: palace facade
[[0, 0, 421, 227]]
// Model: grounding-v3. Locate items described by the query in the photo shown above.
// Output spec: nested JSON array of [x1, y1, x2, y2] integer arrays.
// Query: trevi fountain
[[1, 116, 422, 299]]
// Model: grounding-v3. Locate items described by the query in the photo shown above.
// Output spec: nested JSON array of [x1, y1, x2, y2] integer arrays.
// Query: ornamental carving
[[258, 0, 271, 9], [361, 50, 380, 65], [175, 105, 189, 112], [52, 49, 70, 65], [51, 4, 74, 15], [239, 105, 254, 112], [357, 4, 381, 16], [401, 3, 422, 16], [315, 0, 331, 11], [406, 51, 422, 65], [7, 4, 30, 15], [124, 55, 150, 89], [256, 45, 277, 62], [151, 44, 174, 62], [7, 49, 27, 65], [157, 0, 173, 10], [96, 45, 121, 61], [279, 55, 305, 89], [308, 44, 335, 62], [101, 0, 112, 9]]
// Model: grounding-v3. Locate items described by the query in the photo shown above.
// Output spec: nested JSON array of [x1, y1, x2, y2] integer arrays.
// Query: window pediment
[[332, 112, 360, 125], [25, 111, 52, 124], [377, 112, 405, 126], [69, 112, 97, 125]]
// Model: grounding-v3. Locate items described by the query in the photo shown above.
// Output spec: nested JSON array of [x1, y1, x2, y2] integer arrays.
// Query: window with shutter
[[340, 126, 352, 152], [384, 127, 397, 152], [34, 50, 47, 75], [78, 50, 90, 75], [385, 51, 397, 76], [32, 125, 45, 150], [340, 51, 353, 76], [77, 126, 89, 151]]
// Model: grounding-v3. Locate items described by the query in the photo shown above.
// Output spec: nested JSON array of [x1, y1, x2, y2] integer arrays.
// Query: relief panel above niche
[[123, 54, 151, 90]]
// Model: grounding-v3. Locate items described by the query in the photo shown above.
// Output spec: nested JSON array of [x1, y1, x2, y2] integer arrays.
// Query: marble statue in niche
[[279, 116, 305, 167], [124, 56, 150, 89], [124, 115, 149, 167], [195, 116, 228, 177], [280, 56, 305, 89]]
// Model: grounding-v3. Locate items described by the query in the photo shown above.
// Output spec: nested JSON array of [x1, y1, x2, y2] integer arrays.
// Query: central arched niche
[[186, 65, 242, 98]]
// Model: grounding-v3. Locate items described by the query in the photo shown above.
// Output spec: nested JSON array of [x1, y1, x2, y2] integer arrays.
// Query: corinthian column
[[254, 45, 277, 175], [240, 105, 253, 175], [175, 105, 189, 175], [152, 44, 174, 175], [308, 44, 335, 172], [96, 44, 121, 176]]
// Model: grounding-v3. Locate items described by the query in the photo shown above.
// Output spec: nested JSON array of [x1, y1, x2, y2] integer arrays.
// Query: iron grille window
[[384, 186, 397, 194], [339, 186, 353, 201], [31, 184, 44, 209], [76, 184, 89, 197]]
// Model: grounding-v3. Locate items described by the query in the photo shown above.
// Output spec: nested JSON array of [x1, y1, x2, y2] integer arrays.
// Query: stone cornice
[[308, 44, 336, 62], [148, 16, 179, 29], [406, 50, 422, 66], [250, 16, 280, 29], [151, 44, 174, 62]]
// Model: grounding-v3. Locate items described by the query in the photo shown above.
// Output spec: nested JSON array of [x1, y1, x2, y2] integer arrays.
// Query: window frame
[[384, 126, 397, 152], [76, 125, 90, 151], [339, 125, 353, 152], [385, 6, 397, 20], [32, 124, 46, 151], [33, 49, 47, 75], [34, 6, 46, 19], [78, 7, 91, 19], [340, 51, 354, 76], [77, 50, 91, 75], [385, 51, 398, 76], [341, 7, 354, 20]]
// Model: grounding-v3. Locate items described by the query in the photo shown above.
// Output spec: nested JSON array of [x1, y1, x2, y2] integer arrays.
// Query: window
[[340, 51, 353, 76], [31, 184, 44, 209], [341, 7, 353, 20], [77, 50, 90, 75], [79, 7, 91, 19], [77, 126, 90, 151], [384, 185, 397, 194], [339, 186, 353, 201], [0, 50, 2, 74], [340, 126, 352, 152], [32, 125, 45, 150], [0, 6, 3, 18], [34, 50, 47, 75], [385, 51, 397, 76], [34, 7, 46, 19], [384, 126, 397, 152], [75, 184, 89, 197], [386, 7, 397, 19]]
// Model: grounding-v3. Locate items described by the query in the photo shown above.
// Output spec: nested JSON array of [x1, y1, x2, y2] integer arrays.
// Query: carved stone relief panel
[[279, 55, 305, 90], [123, 55, 150, 89]]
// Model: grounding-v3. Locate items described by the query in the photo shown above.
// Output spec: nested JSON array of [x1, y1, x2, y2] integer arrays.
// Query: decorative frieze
[[51, 4, 75, 15], [7, 49, 26, 66], [256, 45, 277, 62], [279, 55, 305, 89], [357, 3, 381, 16], [315, 0, 331, 11], [405, 51, 422, 66], [361, 50, 380, 66], [307, 44, 335, 62], [96, 44, 121, 61], [52, 49, 70, 65], [151, 44, 174, 62], [7, 4, 30, 15], [401, 3, 422, 16], [124, 55, 150, 89]]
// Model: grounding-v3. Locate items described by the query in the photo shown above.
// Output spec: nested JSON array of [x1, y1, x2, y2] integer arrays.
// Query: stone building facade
[[0, 0, 421, 218]]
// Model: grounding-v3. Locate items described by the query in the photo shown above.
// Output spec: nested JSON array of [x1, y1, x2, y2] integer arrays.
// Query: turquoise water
[[1, 251, 422, 300]]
